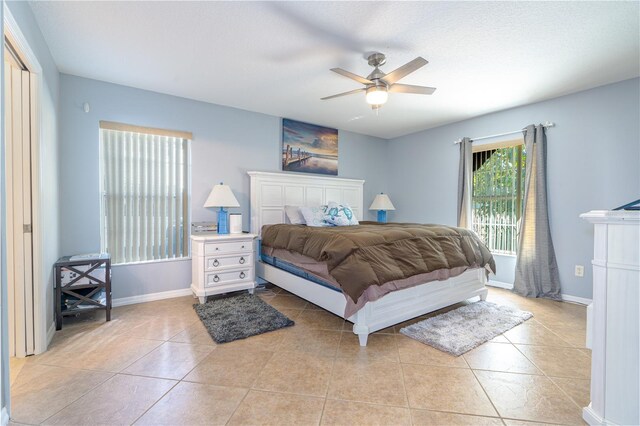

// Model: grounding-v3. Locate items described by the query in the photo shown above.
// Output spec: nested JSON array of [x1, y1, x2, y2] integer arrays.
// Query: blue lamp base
[[217, 207, 230, 234], [377, 210, 387, 223]]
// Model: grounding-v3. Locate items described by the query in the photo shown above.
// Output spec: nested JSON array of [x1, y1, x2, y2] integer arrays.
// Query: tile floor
[[9, 286, 589, 425]]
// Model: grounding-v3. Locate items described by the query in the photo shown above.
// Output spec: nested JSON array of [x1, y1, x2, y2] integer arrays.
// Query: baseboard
[[582, 405, 605, 425], [487, 281, 592, 306], [46, 320, 56, 346], [561, 293, 592, 306], [487, 280, 514, 290], [112, 288, 193, 307], [2, 406, 9, 426]]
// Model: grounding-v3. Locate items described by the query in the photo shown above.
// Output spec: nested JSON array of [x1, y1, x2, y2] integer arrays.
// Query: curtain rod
[[453, 121, 555, 145]]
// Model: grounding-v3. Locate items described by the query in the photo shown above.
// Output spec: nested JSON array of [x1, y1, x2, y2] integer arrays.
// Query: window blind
[[99, 124, 191, 264]]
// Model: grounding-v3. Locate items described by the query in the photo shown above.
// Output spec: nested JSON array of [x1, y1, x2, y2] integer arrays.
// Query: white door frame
[[3, 4, 47, 355]]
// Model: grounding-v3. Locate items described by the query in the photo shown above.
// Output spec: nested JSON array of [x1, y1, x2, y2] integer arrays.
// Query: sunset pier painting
[[282, 118, 338, 176]]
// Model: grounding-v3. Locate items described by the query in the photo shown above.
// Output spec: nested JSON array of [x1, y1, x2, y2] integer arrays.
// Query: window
[[471, 140, 526, 255], [99, 121, 191, 264]]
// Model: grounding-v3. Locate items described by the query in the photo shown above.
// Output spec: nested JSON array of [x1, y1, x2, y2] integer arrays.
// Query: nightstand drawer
[[205, 269, 253, 287], [204, 240, 251, 255], [205, 254, 252, 270]]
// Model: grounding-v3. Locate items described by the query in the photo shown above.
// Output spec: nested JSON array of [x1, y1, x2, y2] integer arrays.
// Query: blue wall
[[387, 78, 640, 300], [59, 74, 389, 299]]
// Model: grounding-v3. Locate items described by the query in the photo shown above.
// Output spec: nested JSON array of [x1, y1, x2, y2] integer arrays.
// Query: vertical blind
[[99, 122, 191, 264]]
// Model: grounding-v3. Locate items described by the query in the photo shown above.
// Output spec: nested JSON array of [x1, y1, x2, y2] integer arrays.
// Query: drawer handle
[[239, 257, 245, 264], [241, 245, 245, 249], [213, 259, 219, 267], [240, 272, 246, 279], [213, 275, 220, 283], [215, 247, 219, 251]]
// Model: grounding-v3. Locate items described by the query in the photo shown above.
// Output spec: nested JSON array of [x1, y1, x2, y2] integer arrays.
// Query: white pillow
[[299, 206, 332, 227], [324, 201, 359, 226], [284, 205, 306, 225]]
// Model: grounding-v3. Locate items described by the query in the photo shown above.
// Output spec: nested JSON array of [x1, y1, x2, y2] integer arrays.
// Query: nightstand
[[54, 253, 112, 330], [190, 232, 257, 303]]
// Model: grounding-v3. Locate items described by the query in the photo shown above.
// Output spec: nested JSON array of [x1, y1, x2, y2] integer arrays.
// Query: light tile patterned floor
[[9, 287, 589, 425]]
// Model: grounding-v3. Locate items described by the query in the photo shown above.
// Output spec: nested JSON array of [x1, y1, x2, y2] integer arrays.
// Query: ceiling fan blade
[[381, 57, 428, 85], [389, 84, 436, 95], [321, 88, 365, 100], [331, 68, 373, 85]]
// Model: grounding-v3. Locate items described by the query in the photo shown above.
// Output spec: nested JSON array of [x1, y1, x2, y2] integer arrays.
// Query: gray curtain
[[514, 124, 561, 299], [457, 137, 472, 228]]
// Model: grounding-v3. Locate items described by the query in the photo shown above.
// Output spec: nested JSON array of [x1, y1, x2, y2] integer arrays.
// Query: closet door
[[4, 45, 35, 357]]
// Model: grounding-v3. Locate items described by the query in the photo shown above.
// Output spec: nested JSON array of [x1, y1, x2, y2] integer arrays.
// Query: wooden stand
[[54, 254, 112, 330]]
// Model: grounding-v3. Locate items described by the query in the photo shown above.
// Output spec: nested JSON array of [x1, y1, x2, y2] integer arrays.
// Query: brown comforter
[[261, 222, 495, 305]]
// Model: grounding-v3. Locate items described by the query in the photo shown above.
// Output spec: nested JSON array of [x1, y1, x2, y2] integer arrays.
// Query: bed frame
[[249, 171, 488, 346]]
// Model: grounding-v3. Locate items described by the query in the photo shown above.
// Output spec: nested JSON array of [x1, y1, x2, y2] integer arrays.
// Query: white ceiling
[[29, 1, 639, 139]]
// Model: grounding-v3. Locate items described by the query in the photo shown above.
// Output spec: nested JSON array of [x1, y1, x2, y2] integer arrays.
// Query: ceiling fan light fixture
[[366, 85, 388, 105], [323, 53, 434, 108]]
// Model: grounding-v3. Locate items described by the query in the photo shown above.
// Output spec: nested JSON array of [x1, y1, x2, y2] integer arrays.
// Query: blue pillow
[[323, 202, 359, 226]]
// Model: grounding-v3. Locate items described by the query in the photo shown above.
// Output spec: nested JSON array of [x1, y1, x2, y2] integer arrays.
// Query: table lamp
[[369, 193, 395, 223], [204, 182, 240, 234]]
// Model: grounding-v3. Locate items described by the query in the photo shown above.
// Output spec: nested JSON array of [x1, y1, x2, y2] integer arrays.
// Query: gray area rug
[[400, 301, 533, 356], [194, 293, 294, 343]]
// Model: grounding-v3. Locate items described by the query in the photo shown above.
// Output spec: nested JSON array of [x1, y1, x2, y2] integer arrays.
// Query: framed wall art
[[282, 118, 338, 176]]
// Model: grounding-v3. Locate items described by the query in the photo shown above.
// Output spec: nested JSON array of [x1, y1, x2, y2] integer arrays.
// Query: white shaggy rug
[[399, 301, 533, 356]]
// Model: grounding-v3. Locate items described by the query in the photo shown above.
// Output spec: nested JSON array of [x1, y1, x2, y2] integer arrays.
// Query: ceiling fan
[[321, 53, 436, 109]]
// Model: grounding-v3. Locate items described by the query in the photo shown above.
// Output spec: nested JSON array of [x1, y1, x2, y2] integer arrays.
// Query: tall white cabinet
[[581, 210, 639, 426]]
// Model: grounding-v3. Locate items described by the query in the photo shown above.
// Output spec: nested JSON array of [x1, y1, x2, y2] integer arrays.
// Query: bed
[[249, 171, 491, 346]]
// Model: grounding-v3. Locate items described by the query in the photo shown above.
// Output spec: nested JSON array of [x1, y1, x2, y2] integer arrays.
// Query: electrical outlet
[[575, 265, 584, 277]]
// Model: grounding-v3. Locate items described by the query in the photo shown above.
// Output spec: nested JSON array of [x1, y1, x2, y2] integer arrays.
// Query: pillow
[[284, 205, 306, 225], [324, 202, 359, 226], [299, 206, 332, 227]]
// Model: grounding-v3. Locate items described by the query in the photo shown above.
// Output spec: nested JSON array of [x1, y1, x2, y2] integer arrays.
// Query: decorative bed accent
[[249, 171, 492, 346], [299, 206, 330, 227], [323, 201, 359, 226]]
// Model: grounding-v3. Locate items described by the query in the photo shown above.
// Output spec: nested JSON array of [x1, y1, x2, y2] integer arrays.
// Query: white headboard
[[249, 171, 365, 234]]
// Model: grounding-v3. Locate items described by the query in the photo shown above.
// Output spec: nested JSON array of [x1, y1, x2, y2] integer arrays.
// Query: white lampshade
[[204, 183, 240, 208], [369, 193, 395, 211]]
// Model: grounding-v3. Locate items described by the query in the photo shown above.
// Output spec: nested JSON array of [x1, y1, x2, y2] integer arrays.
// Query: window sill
[[112, 257, 192, 267], [491, 252, 517, 258]]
